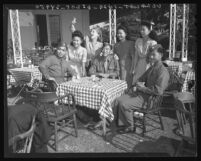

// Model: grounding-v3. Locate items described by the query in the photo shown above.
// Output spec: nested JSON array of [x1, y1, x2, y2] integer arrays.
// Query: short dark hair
[[141, 21, 151, 30], [141, 21, 158, 42], [117, 25, 130, 41], [103, 42, 112, 49], [150, 44, 164, 57], [71, 30, 85, 47]]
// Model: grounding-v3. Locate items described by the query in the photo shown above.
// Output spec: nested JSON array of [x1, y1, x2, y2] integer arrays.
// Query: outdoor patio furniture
[[173, 92, 196, 156], [173, 92, 195, 134], [8, 67, 42, 105], [9, 115, 36, 153], [24, 90, 78, 152], [181, 71, 195, 95], [162, 66, 184, 107], [57, 77, 127, 138], [130, 92, 164, 137], [127, 66, 185, 137]]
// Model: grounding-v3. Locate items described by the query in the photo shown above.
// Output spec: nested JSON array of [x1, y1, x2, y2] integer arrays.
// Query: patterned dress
[[132, 38, 157, 84], [66, 45, 87, 76]]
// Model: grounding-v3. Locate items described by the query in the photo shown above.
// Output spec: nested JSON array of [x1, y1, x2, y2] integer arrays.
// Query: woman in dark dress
[[113, 25, 135, 88]]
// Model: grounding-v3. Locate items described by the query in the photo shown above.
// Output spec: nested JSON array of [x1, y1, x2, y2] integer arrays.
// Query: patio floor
[[46, 109, 184, 156], [7, 93, 195, 156]]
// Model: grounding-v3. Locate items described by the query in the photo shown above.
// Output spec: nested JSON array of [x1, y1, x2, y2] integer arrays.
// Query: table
[[182, 71, 195, 95], [57, 77, 127, 136], [8, 67, 42, 87]]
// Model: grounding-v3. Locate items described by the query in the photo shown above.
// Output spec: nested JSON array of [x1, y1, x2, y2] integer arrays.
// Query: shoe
[[117, 127, 134, 134]]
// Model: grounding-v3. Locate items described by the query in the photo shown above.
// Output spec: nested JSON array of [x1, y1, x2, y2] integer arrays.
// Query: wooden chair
[[8, 70, 31, 105], [24, 90, 78, 152], [127, 68, 183, 137], [162, 67, 184, 107], [9, 115, 36, 153], [129, 91, 164, 137], [173, 93, 196, 156]]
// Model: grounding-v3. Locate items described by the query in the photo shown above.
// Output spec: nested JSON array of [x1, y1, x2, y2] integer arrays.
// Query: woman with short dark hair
[[113, 24, 135, 88], [66, 30, 87, 77], [131, 21, 158, 85]]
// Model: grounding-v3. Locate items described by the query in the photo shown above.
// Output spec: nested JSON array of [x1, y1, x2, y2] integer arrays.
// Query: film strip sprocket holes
[[35, 4, 162, 10]]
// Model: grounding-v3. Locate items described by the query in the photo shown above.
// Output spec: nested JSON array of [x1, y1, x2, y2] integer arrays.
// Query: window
[[49, 15, 61, 47]]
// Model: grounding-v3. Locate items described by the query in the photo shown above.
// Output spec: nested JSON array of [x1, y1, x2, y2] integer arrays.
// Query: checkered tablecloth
[[165, 61, 183, 76], [57, 77, 127, 121], [8, 67, 42, 87], [182, 71, 195, 95]]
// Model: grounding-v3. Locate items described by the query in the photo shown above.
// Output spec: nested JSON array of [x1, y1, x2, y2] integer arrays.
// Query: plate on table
[[98, 73, 110, 78], [72, 79, 81, 83]]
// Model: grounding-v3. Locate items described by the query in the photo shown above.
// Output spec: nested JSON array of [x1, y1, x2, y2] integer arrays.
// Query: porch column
[[181, 4, 189, 62], [169, 4, 177, 60], [9, 10, 23, 67], [109, 8, 116, 46]]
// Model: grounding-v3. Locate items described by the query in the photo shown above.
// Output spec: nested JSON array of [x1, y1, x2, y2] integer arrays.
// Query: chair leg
[[142, 115, 146, 137], [54, 121, 58, 152], [73, 114, 78, 137], [174, 139, 184, 156], [158, 111, 164, 130], [131, 111, 134, 132], [11, 85, 25, 105]]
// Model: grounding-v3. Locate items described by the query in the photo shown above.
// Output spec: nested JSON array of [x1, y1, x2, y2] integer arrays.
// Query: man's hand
[[136, 82, 145, 88]]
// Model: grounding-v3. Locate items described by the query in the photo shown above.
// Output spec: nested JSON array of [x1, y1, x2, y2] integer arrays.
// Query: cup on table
[[91, 75, 96, 81]]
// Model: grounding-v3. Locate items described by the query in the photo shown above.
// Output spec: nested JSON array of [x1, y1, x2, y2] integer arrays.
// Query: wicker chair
[[9, 115, 36, 153]]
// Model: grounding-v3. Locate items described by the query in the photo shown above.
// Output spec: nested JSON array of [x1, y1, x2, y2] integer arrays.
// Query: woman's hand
[[85, 36, 90, 44], [130, 69, 135, 75]]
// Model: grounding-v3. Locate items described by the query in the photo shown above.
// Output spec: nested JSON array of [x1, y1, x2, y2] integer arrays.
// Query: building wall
[[8, 10, 89, 50]]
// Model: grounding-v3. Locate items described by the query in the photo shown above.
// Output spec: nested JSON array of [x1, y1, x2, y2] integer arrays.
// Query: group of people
[[39, 21, 159, 87], [38, 20, 170, 133]]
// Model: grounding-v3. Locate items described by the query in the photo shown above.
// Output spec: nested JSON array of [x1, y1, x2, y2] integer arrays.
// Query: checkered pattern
[[57, 77, 127, 121], [165, 61, 183, 76], [182, 71, 195, 95], [8, 67, 42, 87]]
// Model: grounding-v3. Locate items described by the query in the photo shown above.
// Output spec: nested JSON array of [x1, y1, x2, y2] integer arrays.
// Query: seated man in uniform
[[111, 44, 170, 133], [39, 43, 79, 85]]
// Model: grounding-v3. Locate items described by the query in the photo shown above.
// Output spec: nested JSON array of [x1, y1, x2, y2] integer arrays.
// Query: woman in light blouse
[[66, 30, 87, 77], [70, 19, 103, 75]]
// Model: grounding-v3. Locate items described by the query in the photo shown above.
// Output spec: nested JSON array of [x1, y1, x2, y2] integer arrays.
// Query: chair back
[[166, 67, 184, 92], [9, 115, 36, 153], [9, 69, 31, 85], [25, 90, 58, 103], [147, 94, 163, 110], [174, 93, 196, 142]]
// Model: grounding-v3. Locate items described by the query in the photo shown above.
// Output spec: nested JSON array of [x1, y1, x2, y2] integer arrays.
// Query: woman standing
[[113, 25, 135, 88], [131, 21, 158, 85], [70, 19, 103, 75], [66, 30, 87, 77]]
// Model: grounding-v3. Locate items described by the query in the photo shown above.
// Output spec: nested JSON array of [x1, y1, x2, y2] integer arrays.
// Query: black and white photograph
[[4, 3, 196, 157]]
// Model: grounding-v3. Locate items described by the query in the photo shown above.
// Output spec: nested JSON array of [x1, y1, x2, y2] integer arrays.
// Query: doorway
[[35, 14, 48, 47]]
